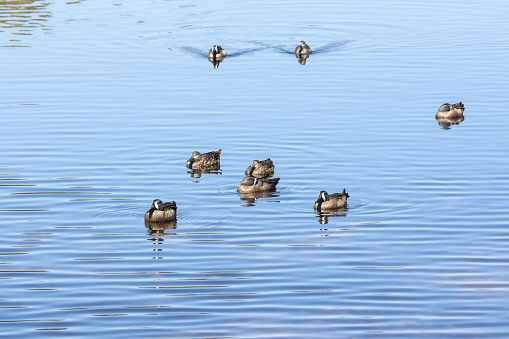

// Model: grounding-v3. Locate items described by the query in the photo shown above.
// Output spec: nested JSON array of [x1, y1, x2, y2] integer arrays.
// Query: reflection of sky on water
[[1, 0, 509, 337]]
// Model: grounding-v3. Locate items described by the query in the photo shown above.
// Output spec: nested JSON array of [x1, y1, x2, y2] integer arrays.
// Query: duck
[[206, 45, 226, 58], [294, 41, 312, 55], [435, 102, 465, 119], [237, 176, 280, 193], [186, 149, 222, 170], [144, 199, 177, 223], [244, 158, 275, 178], [314, 189, 349, 211]]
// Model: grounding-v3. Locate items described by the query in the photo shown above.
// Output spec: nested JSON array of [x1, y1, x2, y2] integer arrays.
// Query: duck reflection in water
[[145, 220, 177, 259], [187, 168, 222, 178], [145, 219, 177, 236], [316, 208, 347, 224], [436, 116, 465, 130], [435, 102, 465, 130], [239, 191, 280, 206], [208, 58, 223, 68], [296, 54, 309, 65]]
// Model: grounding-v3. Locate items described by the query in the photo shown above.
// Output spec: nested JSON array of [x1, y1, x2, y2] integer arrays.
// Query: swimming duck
[[244, 158, 275, 178], [237, 176, 280, 193], [436, 116, 465, 130], [314, 189, 349, 211], [144, 199, 177, 223], [435, 102, 465, 119], [294, 41, 312, 55], [186, 149, 222, 170], [206, 45, 226, 58]]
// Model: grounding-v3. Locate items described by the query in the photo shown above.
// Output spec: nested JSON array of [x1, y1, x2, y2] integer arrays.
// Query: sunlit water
[[2, 0, 509, 337]]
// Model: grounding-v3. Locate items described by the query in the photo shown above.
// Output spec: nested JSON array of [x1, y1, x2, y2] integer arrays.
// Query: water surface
[[2, 0, 509, 337]]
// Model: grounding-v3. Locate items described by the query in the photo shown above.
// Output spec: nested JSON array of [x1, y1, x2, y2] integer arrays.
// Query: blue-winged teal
[[206, 45, 226, 58], [314, 189, 349, 211], [186, 149, 222, 170], [435, 102, 464, 119], [244, 158, 274, 178], [237, 176, 280, 193], [294, 41, 312, 55], [145, 199, 177, 223]]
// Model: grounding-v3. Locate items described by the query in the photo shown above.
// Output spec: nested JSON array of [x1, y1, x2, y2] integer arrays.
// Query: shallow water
[[2, 0, 509, 337]]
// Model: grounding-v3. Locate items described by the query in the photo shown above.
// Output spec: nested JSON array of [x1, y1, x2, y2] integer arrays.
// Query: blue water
[[2, 0, 509, 337]]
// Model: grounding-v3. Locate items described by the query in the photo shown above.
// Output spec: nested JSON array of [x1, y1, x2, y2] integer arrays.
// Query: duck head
[[315, 191, 330, 203], [246, 160, 259, 176], [186, 151, 203, 169], [151, 199, 177, 211], [297, 41, 306, 53], [151, 199, 163, 211]]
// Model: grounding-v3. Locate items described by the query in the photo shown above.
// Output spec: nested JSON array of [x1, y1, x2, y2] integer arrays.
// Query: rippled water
[[2, 0, 509, 337]]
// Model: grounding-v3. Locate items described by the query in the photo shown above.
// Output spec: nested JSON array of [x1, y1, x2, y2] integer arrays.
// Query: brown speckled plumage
[[186, 149, 221, 170], [244, 158, 274, 178]]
